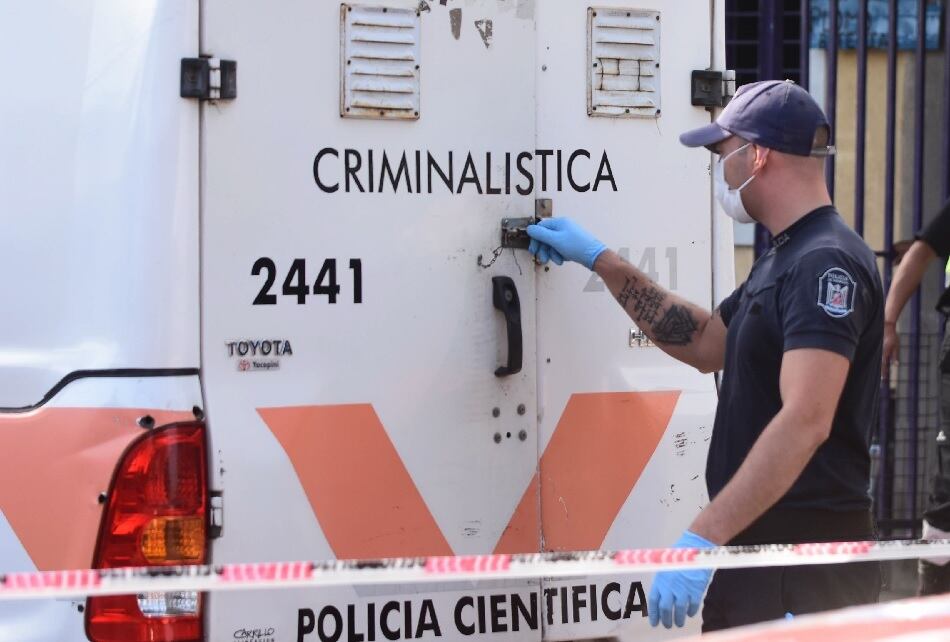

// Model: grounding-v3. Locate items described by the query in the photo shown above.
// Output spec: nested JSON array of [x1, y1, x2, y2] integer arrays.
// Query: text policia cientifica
[[313, 149, 618, 195], [297, 582, 647, 641]]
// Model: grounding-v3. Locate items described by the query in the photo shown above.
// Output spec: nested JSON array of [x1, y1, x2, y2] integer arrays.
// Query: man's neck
[[757, 183, 832, 236]]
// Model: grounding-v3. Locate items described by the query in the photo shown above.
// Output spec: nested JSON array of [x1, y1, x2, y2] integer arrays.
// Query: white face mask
[[714, 143, 757, 224]]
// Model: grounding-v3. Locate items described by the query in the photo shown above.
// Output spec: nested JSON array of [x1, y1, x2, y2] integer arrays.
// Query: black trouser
[[701, 509, 881, 634], [924, 324, 950, 531], [923, 342, 950, 533], [916, 337, 950, 596], [919, 560, 950, 595]]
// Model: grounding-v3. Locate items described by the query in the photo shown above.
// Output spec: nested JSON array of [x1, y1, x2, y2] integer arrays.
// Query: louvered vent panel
[[588, 8, 661, 118], [341, 4, 420, 120]]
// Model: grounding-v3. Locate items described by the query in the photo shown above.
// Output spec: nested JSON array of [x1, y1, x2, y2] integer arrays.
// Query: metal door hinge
[[209, 491, 224, 539], [630, 328, 654, 348], [690, 70, 736, 109], [536, 198, 553, 219], [181, 57, 237, 101]]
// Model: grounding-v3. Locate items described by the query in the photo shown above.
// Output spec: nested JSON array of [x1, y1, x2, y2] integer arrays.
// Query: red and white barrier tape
[[2, 539, 948, 601]]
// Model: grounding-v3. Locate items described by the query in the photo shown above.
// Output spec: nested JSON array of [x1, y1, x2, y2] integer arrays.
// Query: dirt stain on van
[[450, 8, 462, 39], [516, 0, 535, 19], [475, 19, 493, 48], [463, 520, 481, 537], [673, 431, 688, 457]]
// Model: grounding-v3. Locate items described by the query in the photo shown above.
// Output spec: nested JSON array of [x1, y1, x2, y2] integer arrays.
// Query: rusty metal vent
[[587, 8, 661, 118], [341, 4, 421, 120]]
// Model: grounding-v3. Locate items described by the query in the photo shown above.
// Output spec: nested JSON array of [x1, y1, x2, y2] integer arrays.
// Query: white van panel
[[0, 0, 200, 408]]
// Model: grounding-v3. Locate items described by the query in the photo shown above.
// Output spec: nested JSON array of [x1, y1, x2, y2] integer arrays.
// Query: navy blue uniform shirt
[[710, 206, 884, 511]]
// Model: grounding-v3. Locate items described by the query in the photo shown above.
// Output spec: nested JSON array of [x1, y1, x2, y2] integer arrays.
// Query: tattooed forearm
[[617, 277, 637, 308], [616, 277, 666, 325], [597, 250, 719, 370], [652, 305, 700, 345], [632, 287, 664, 325]]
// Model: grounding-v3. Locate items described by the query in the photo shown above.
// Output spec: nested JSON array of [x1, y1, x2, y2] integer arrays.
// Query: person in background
[[881, 199, 950, 594]]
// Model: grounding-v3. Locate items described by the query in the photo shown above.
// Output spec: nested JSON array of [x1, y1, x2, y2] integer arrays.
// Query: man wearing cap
[[527, 80, 883, 631]]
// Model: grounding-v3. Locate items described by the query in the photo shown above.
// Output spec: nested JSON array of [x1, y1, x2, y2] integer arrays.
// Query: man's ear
[[752, 146, 770, 172]]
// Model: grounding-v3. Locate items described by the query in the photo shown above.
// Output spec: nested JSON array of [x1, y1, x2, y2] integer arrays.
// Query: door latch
[[500, 199, 554, 249], [500, 217, 536, 250]]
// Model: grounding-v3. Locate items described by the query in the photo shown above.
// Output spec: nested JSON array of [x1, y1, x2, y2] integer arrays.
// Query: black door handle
[[492, 276, 522, 377]]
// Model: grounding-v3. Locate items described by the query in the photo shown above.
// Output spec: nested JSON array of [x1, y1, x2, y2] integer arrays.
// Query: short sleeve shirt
[[708, 207, 884, 511], [917, 198, 950, 258], [917, 199, 950, 312]]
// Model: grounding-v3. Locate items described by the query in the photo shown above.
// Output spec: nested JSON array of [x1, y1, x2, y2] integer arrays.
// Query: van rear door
[[201, 1, 542, 640]]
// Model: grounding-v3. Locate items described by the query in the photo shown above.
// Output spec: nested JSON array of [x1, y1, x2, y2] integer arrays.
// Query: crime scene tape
[[2, 539, 949, 601]]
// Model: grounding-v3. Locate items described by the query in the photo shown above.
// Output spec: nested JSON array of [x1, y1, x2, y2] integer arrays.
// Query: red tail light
[[86, 421, 208, 642]]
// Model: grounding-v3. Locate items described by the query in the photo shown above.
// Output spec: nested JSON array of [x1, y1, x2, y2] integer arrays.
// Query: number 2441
[[252, 258, 362, 305]]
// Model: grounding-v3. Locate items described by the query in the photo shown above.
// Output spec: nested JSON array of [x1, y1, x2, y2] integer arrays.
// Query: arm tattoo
[[633, 287, 664, 325], [617, 277, 637, 308], [616, 277, 665, 325], [652, 305, 699, 345]]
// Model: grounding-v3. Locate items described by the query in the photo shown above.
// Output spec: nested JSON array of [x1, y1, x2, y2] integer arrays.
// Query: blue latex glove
[[526, 218, 606, 269], [648, 531, 715, 629]]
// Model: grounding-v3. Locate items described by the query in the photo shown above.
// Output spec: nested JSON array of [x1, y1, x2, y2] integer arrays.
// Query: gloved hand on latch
[[647, 530, 715, 629], [526, 218, 607, 269]]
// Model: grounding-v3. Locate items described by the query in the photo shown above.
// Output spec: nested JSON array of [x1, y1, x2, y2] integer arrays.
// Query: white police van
[[0, 1, 733, 639]]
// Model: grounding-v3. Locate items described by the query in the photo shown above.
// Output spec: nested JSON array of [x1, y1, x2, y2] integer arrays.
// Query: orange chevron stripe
[[260, 404, 453, 559], [498, 391, 680, 553], [494, 473, 540, 554]]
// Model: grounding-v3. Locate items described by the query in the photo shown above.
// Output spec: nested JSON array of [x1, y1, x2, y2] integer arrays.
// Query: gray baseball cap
[[680, 80, 834, 157]]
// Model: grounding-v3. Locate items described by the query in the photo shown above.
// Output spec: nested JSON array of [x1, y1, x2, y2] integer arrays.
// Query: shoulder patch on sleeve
[[817, 267, 857, 318]]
